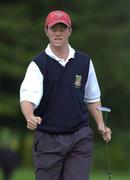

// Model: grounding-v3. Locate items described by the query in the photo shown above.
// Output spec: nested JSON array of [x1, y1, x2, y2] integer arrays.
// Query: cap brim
[[48, 20, 70, 28]]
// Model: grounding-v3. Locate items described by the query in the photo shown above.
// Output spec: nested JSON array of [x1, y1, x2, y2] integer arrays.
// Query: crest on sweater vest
[[74, 75, 82, 88]]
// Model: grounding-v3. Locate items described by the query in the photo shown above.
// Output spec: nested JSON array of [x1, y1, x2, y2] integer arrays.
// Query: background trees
[[0, 0, 130, 171]]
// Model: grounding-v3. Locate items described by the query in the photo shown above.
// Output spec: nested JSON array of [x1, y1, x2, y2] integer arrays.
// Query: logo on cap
[[55, 11, 64, 17]]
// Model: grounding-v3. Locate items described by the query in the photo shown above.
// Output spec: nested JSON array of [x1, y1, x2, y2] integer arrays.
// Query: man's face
[[45, 23, 72, 48]]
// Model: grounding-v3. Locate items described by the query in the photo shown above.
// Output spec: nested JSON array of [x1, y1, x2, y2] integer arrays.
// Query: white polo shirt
[[20, 44, 101, 108]]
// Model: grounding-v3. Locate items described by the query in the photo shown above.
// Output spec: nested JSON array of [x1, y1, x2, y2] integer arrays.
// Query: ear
[[68, 27, 72, 37], [45, 27, 48, 37]]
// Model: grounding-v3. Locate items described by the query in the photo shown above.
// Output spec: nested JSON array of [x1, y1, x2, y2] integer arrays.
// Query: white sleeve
[[20, 61, 43, 108], [84, 60, 101, 103]]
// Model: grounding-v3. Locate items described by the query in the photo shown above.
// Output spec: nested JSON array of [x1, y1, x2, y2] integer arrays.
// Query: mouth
[[54, 38, 62, 41]]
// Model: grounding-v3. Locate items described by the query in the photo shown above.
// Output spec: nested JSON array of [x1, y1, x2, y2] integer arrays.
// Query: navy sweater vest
[[33, 51, 90, 134]]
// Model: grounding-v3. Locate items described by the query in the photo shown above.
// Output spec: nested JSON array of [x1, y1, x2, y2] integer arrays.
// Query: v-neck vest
[[33, 51, 90, 134]]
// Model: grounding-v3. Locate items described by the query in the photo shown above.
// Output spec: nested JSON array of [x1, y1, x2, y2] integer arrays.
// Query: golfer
[[20, 10, 112, 180]]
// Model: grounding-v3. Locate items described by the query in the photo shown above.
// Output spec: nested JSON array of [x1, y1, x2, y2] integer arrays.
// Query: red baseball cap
[[45, 10, 71, 28]]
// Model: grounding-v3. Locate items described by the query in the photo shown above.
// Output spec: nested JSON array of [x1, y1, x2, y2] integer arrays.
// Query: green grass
[[90, 171, 130, 180], [0, 168, 35, 180], [0, 168, 129, 180]]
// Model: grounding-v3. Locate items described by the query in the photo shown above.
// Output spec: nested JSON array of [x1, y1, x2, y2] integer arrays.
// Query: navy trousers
[[33, 126, 94, 180]]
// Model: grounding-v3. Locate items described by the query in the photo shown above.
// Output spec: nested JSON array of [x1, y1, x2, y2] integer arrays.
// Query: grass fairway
[[0, 168, 35, 180], [90, 171, 130, 180], [0, 168, 129, 180]]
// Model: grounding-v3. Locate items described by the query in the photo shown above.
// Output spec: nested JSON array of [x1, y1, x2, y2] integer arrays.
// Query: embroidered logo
[[74, 75, 82, 88], [51, 11, 64, 18]]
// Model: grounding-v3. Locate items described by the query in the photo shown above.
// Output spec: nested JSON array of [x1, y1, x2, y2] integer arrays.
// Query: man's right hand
[[26, 115, 42, 130]]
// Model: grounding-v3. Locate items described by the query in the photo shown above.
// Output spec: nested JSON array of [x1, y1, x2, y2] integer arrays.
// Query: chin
[[54, 43, 63, 47]]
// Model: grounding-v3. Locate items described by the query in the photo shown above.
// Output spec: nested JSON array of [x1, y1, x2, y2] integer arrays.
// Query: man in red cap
[[20, 10, 112, 180]]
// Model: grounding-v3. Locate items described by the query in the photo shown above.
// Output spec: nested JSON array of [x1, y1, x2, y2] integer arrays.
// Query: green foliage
[[0, 0, 130, 126], [0, 0, 130, 171], [0, 127, 33, 166]]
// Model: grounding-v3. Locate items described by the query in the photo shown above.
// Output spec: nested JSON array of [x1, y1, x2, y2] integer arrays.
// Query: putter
[[97, 106, 112, 180]]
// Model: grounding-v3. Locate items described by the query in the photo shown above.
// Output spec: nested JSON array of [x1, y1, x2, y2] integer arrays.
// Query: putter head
[[97, 106, 111, 112]]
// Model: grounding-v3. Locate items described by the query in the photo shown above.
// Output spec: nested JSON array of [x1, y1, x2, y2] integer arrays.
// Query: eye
[[60, 28, 66, 32], [50, 26, 67, 32], [51, 28, 57, 32]]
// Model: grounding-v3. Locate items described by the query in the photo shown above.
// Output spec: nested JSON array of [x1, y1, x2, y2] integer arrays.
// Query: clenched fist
[[26, 115, 42, 130]]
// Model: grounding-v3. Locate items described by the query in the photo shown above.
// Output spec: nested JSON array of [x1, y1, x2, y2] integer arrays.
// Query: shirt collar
[[45, 44, 75, 62]]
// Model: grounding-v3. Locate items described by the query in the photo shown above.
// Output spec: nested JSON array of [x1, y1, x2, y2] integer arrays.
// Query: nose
[[55, 30, 61, 36]]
